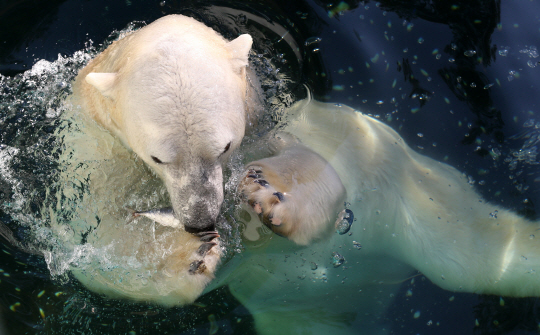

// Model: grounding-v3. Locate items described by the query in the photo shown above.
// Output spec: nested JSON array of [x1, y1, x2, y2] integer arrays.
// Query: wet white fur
[[53, 106, 221, 306], [263, 99, 540, 296], [74, 15, 251, 229], [214, 99, 540, 334], [66, 15, 251, 305], [65, 14, 540, 333]]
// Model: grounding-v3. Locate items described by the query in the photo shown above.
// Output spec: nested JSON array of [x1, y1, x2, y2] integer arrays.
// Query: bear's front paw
[[239, 145, 346, 245], [161, 229, 221, 283], [239, 166, 289, 230], [188, 231, 220, 274]]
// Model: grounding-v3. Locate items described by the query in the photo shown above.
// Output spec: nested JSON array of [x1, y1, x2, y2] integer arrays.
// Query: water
[[1, 0, 540, 334]]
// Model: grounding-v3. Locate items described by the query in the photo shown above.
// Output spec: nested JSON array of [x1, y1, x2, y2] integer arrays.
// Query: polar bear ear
[[226, 34, 253, 73], [85, 73, 117, 98]]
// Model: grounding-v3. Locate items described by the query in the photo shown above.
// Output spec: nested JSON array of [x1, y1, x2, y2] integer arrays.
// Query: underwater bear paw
[[188, 231, 220, 275], [126, 208, 222, 279], [239, 166, 291, 229]]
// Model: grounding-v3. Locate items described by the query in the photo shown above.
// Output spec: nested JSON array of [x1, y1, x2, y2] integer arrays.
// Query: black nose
[[184, 223, 216, 234], [180, 210, 217, 234]]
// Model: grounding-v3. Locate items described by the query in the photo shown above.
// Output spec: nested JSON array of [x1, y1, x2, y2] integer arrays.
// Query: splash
[[0, 19, 291, 288], [0, 23, 162, 280]]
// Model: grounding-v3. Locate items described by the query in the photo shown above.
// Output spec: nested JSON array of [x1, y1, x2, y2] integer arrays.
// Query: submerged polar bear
[[67, 14, 253, 305], [66, 13, 540, 333]]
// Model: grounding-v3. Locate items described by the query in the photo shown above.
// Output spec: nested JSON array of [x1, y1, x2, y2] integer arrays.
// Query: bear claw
[[273, 192, 284, 202], [189, 260, 206, 275], [196, 231, 220, 242], [240, 166, 288, 231], [254, 179, 269, 187], [197, 242, 218, 256]]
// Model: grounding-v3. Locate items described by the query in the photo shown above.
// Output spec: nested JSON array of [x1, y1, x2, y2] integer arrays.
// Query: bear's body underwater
[[66, 14, 255, 306], [58, 14, 540, 334]]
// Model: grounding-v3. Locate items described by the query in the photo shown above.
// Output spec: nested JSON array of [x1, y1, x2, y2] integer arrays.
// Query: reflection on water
[[0, 0, 540, 334]]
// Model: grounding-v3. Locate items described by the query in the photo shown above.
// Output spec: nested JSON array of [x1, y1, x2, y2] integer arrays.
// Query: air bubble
[[332, 252, 345, 267], [305, 37, 322, 46], [336, 209, 354, 235], [336, 219, 351, 234]]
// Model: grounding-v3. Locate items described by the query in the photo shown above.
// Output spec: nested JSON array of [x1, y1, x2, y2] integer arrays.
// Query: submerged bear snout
[[168, 168, 224, 234], [175, 208, 218, 234], [184, 222, 216, 234], [177, 204, 218, 234]]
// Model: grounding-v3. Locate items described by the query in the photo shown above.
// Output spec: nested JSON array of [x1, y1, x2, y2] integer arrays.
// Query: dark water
[[1, 0, 540, 334]]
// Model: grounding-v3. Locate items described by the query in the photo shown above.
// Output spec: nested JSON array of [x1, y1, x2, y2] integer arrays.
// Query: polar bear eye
[[221, 142, 231, 155], [151, 156, 163, 164]]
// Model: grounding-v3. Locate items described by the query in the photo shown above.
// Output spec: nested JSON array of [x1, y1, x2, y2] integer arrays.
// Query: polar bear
[[225, 97, 540, 333], [63, 13, 540, 334], [65, 14, 254, 305], [74, 14, 253, 234]]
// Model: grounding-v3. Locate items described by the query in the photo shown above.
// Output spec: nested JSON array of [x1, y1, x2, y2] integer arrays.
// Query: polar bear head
[[83, 18, 252, 233]]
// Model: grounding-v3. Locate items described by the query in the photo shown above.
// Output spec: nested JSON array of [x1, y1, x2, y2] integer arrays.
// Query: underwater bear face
[[79, 16, 252, 232]]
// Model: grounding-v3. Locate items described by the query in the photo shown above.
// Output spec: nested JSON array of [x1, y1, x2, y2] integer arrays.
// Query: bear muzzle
[[167, 168, 224, 234]]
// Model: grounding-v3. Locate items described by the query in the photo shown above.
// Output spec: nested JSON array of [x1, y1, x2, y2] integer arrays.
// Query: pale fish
[[126, 207, 182, 228]]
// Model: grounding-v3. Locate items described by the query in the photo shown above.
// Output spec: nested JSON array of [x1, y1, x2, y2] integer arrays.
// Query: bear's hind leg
[[239, 142, 346, 245]]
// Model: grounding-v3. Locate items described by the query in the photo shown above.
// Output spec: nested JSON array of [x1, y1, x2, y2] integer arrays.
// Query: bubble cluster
[[332, 252, 345, 267], [336, 209, 354, 235]]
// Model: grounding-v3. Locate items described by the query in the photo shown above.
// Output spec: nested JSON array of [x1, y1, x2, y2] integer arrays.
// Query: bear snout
[[171, 185, 223, 234]]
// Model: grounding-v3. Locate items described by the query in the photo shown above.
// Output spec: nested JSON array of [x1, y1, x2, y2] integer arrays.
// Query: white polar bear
[[74, 14, 253, 234], [65, 14, 255, 306], [224, 97, 540, 333], [63, 13, 540, 334]]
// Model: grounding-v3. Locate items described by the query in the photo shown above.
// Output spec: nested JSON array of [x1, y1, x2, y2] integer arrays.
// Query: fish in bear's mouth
[[126, 206, 220, 275]]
